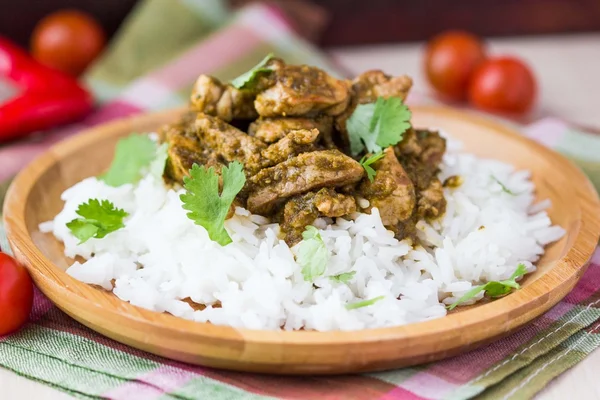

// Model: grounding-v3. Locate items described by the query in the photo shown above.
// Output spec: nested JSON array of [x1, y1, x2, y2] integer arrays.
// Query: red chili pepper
[[0, 37, 93, 143]]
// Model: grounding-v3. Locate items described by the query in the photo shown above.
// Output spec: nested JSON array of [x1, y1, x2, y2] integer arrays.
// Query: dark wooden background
[[319, 0, 600, 46], [1, 0, 599, 48], [0, 0, 138, 48]]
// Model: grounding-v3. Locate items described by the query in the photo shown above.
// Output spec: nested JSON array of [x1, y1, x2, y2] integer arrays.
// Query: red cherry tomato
[[30, 10, 106, 76], [468, 56, 537, 114], [424, 31, 487, 100], [0, 253, 33, 335]]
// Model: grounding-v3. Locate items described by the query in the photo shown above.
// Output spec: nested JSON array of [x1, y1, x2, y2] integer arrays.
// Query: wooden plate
[[4, 106, 600, 374]]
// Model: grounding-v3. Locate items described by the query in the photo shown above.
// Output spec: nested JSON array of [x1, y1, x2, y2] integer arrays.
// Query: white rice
[[40, 135, 565, 331]]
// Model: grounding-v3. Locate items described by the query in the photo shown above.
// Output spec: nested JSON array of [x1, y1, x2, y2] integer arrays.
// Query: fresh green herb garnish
[[230, 53, 274, 90], [359, 151, 385, 182], [491, 175, 517, 196], [100, 134, 166, 187], [297, 226, 330, 282], [447, 264, 528, 310], [149, 143, 168, 180], [330, 271, 356, 284], [345, 295, 385, 310], [66, 199, 129, 244], [180, 162, 246, 246], [347, 96, 412, 156]]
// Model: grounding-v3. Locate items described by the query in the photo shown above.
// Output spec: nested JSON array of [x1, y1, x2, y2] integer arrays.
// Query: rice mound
[[40, 137, 565, 331]]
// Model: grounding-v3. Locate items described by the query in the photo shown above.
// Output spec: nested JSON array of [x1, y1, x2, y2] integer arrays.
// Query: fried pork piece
[[254, 63, 350, 118], [194, 113, 266, 173], [281, 188, 357, 244], [248, 116, 333, 144], [260, 129, 319, 168], [190, 75, 258, 121], [358, 147, 416, 227], [335, 71, 413, 150], [247, 149, 364, 214]]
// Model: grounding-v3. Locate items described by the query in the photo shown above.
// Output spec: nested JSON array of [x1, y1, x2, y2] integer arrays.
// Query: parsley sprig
[[447, 264, 528, 310], [180, 162, 246, 246], [230, 53, 274, 90], [297, 226, 330, 282], [66, 199, 129, 244], [347, 96, 412, 157]]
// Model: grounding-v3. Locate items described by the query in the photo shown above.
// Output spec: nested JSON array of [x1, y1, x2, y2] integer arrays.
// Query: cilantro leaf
[[297, 226, 330, 282], [100, 134, 163, 187], [66, 199, 129, 244], [509, 263, 528, 280], [330, 271, 356, 284], [347, 96, 412, 156], [374, 97, 412, 148], [66, 220, 100, 243], [491, 175, 517, 196], [180, 162, 246, 246], [359, 151, 385, 182], [149, 143, 168, 180], [345, 295, 385, 310], [230, 53, 274, 90], [447, 264, 528, 310], [347, 103, 377, 156], [370, 97, 385, 132], [447, 286, 486, 311]]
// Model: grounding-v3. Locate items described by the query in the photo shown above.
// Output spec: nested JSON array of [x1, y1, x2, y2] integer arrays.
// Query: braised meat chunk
[[247, 149, 364, 214], [352, 70, 413, 102], [255, 63, 350, 118], [358, 147, 416, 227], [395, 129, 447, 222], [281, 188, 357, 244], [190, 75, 258, 121], [160, 58, 448, 246], [194, 113, 266, 174], [248, 116, 333, 144], [164, 131, 218, 184], [396, 129, 446, 173], [260, 129, 319, 168], [162, 113, 223, 184], [312, 188, 357, 216], [418, 178, 446, 219], [157, 110, 198, 142]]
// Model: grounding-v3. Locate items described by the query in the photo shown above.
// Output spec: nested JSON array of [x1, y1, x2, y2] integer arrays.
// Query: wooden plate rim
[[3, 105, 600, 347]]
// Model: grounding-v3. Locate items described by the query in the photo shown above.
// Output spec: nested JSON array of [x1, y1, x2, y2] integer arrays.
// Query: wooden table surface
[[2, 33, 600, 399]]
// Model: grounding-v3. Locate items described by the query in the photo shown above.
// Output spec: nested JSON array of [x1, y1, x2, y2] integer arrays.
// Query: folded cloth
[[84, 0, 230, 102], [1, 1, 600, 399]]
